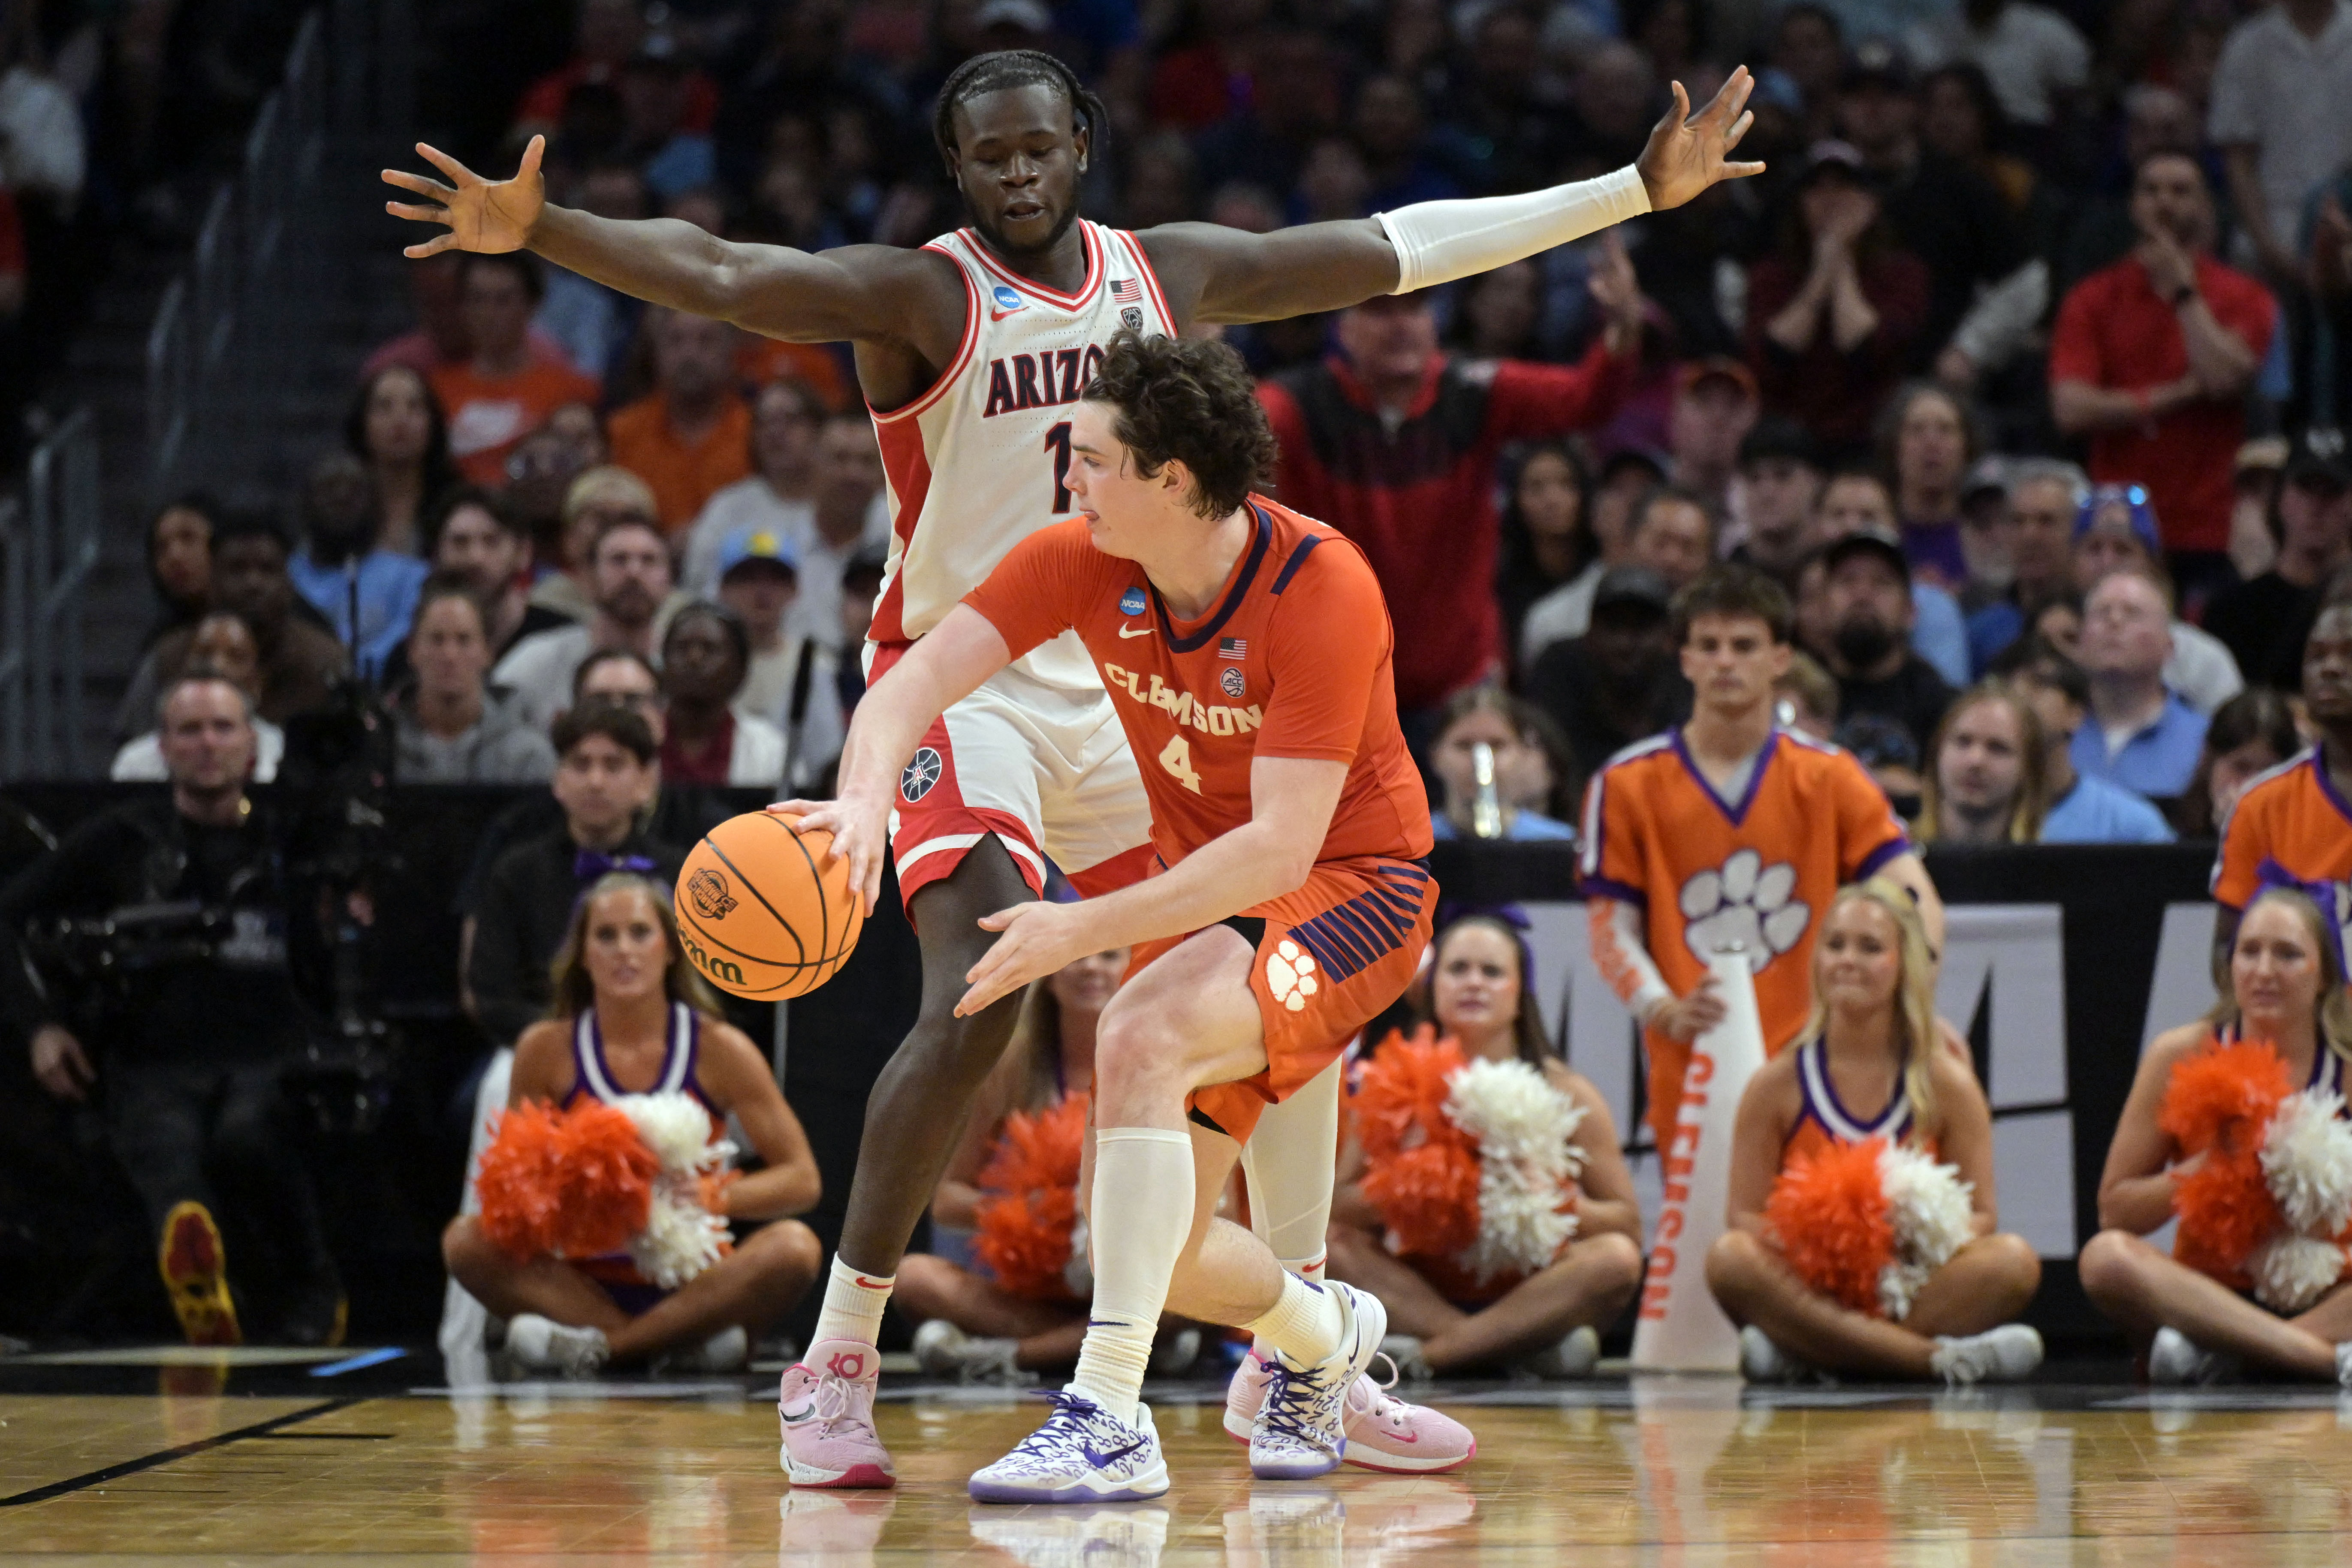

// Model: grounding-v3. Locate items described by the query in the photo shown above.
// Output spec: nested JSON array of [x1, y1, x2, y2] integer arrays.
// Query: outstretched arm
[[1155, 69, 1763, 325]]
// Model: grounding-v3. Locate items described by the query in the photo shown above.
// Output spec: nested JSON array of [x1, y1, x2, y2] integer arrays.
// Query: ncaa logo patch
[[901, 746, 945, 803], [1119, 587, 1148, 616], [990, 284, 1024, 313], [687, 867, 738, 920], [1221, 666, 1245, 699]]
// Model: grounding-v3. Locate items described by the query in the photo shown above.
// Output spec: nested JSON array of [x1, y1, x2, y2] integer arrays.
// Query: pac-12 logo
[[687, 867, 738, 920], [902, 746, 944, 802], [1119, 587, 1147, 616]]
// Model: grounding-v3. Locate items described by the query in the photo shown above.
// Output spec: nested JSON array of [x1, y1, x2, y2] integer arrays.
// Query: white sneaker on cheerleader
[[1223, 1347, 1475, 1474], [650, 1324, 747, 1376], [505, 1314, 609, 1378], [912, 1319, 1023, 1385], [2150, 1326, 2242, 1387], [967, 1392, 1168, 1504], [1930, 1324, 2044, 1387], [1738, 1325, 1830, 1386], [777, 1339, 896, 1489], [1249, 1281, 1388, 1480], [1517, 1324, 1602, 1380], [2337, 1342, 2352, 1390]]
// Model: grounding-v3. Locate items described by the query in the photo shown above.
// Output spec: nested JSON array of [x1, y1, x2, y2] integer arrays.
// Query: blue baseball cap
[[2072, 483, 2161, 557], [715, 525, 799, 581]]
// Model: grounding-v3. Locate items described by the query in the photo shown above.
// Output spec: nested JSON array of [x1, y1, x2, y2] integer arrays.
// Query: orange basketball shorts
[[1131, 856, 1435, 1146]]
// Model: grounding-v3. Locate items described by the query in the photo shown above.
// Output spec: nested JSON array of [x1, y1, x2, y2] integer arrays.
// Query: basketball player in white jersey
[[385, 50, 1761, 1487]]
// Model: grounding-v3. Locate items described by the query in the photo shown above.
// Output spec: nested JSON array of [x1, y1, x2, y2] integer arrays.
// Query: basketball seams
[[706, 835, 812, 969], [765, 812, 838, 965], [675, 813, 862, 998]]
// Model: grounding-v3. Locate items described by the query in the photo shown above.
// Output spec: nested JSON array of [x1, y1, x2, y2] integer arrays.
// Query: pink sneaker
[[778, 1339, 896, 1488], [1221, 1349, 1475, 1474]]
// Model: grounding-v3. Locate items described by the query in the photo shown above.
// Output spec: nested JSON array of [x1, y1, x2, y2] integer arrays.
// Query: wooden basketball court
[[5, 1351, 2351, 1562]]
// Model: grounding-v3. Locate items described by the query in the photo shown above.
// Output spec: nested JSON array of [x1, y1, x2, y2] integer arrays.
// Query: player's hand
[[31, 1024, 94, 1102], [383, 136, 546, 258], [766, 793, 889, 917], [1645, 980, 1726, 1043], [1636, 67, 1765, 212], [957, 900, 1085, 1017]]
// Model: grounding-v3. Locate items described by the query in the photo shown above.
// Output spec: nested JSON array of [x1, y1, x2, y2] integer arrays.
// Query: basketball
[[672, 812, 864, 1000]]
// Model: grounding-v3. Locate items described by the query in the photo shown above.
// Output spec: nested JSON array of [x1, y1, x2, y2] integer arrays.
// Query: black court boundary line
[[0, 1396, 365, 1507]]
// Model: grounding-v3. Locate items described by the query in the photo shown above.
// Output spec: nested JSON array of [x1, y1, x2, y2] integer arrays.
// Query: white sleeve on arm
[[1377, 167, 1652, 294], [1591, 896, 1674, 1022]]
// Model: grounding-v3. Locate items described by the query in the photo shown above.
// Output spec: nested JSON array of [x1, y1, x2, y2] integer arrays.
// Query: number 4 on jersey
[[1158, 734, 1202, 793]]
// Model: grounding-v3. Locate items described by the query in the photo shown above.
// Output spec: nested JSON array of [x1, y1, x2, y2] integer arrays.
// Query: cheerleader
[[2078, 886, 2352, 1385], [1327, 913, 1645, 1379], [895, 949, 1131, 1381], [442, 872, 824, 1374], [1706, 880, 2045, 1384]]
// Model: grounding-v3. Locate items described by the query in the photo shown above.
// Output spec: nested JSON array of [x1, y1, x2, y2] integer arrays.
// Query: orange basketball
[[673, 812, 865, 999]]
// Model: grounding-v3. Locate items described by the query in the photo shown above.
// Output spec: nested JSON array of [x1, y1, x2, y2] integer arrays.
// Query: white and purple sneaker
[[1248, 1280, 1388, 1480], [968, 1391, 1169, 1504], [777, 1338, 896, 1489], [1224, 1348, 1477, 1473]]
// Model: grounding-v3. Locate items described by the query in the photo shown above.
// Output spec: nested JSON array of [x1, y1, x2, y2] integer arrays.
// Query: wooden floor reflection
[[6, 1375, 2352, 1562]]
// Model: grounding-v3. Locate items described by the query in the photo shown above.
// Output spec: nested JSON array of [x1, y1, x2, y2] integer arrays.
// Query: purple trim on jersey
[[1578, 874, 1648, 906], [1670, 727, 1781, 829], [1855, 836, 1913, 881], [1786, 1037, 1913, 1154], [680, 1007, 708, 1107]]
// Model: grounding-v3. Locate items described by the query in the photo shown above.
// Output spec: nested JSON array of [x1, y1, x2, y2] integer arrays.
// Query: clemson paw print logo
[[1265, 940, 1319, 1012], [1680, 848, 1809, 971]]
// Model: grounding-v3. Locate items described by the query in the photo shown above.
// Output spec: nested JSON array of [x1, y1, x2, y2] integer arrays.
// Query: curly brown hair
[[1082, 330, 1275, 520]]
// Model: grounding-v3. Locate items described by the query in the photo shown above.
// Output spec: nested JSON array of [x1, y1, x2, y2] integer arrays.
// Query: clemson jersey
[[1779, 1037, 1935, 1172], [961, 497, 1432, 870], [2211, 748, 2352, 914]]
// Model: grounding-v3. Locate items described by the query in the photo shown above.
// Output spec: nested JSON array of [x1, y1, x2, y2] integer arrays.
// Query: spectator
[[389, 575, 558, 784], [762, 411, 887, 653], [498, 512, 676, 732], [1775, 648, 1840, 741], [506, 403, 610, 569], [2069, 484, 2245, 714], [2228, 436, 2287, 583], [2211, 602, 2352, 962], [463, 704, 683, 1050], [1496, 443, 1595, 675], [1260, 259, 1644, 733], [430, 254, 601, 486], [534, 163, 651, 384], [2001, 642, 2176, 843], [1965, 458, 2085, 674], [1906, 0, 2090, 137], [606, 307, 753, 532], [2175, 688, 2305, 839], [286, 452, 429, 684], [708, 527, 850, 793], [1954, 456, 2014, 606], [1728, 419, 1824, 585], [1525, 566, 1690, 781], [1666, 357, 1760, 517], [512, 0, 718, 144], [574, 648, 666, 737], [124, 513, 348, 736], [2207, 0, 2352, 287], [821, 541, 890, 755], [365, 250, 577, 383], [1913, 682, 2047, 844], [656, 602, 790, 789], [345, 365, 458, 558], [1811, 470, 1972, 687], [1427, 689, 1580, 843], [2075, 571, 2210, 799], [617, 36, 719, 201], [1819, 528, 1956, 756], [1879, 383, 1978, 594], [1748, 143, 1930, 455], [531, 464, 660, 625], [2203, 438, 2352, 691], [1770, 3, 1847, 143], [2049, 153, 2275, 602], [680, 379, 826, 595], [111, 614, 286, 784], [429, 488, 575, 659], [142, 493, 217, 651]]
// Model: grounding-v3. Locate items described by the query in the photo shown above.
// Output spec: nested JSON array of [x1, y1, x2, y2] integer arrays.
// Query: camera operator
[[0, 673, 343, 1348]]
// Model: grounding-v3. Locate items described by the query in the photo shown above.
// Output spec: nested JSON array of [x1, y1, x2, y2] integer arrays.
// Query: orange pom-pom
[[1765, 1137, 1895, 1315], [1354, 1029, 1471, 1161], [975, 1095, 1090, 1301], [1364, 1141, 1483, 1259], [475, 1099, 659, 1261], [2160, 1039, 2292, 1161], [2174, 1147, 2278, 1287], [1355, 1031, 1482, 1259]]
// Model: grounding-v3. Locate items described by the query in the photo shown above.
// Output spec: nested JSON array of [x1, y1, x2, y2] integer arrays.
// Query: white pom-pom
[[1063, 1212, 1093, 1298], [2248, 1233, 2348, 1314], [2259, 1089, 2352, 1239], [629, 1186, 733, 1288], [615, 1091, 737, 1177], [1874, 1143, 1975, 1323], [1444, 1058, 1587, 1284]]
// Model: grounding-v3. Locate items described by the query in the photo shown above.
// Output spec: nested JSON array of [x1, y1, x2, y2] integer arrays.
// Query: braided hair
[[932, 49, 1108, 163]]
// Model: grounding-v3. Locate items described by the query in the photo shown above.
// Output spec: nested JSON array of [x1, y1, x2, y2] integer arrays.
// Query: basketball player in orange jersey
[[785, 331, 1441, 1501], [2211, 602, 2352, 971], [385, 50, 1763, 1488], [1580, 566, 1945, 1152]]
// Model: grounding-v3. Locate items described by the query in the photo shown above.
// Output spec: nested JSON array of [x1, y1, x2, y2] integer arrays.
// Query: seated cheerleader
[[442, 872, 825, 1375], [1706, 879, 2046, 1385], [1326, 912, 1646, 1380], [893, 947, 1146, 1383], [2078, 885, 2352, 1386]]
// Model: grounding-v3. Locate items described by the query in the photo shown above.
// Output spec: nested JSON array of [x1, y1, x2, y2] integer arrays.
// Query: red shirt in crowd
[[1257, 342, 1634, 712], [2047, 253, 2277, 555], [1745, 247, 1931, 453]]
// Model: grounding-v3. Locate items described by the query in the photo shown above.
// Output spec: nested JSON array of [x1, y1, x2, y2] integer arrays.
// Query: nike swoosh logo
[[1117, 624, 1154, 639], [781, 1403, 816, 1424], [853, 1276, 889, 1288], [1083, 1438, 1145, 1467]]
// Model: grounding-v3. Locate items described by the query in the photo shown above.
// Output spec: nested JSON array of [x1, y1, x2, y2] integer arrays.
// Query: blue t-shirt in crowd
[[289, 547, 428, 683], [2069, 693, 2208, 799], [1966, 598, 2025, 677], [2041, 773, 2177, 843], [1430, 810, 1579, 843], [1911, 582, 1971, 689]]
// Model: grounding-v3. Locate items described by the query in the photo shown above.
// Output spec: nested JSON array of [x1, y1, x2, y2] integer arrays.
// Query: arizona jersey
[[868, 220, 1178, 691], [2211, 749, 2352, 920], [962, 497, 1433, 869]]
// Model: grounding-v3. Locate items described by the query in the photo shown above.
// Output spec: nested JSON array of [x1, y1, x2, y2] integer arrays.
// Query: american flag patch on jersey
[[1110, 278, 1142, 304], [1218, 636, 1247, 660]]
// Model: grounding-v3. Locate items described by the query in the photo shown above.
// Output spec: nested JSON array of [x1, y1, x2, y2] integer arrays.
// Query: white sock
[[1248, 1273, 1346, 1369], [1067, 1127, 1194, 1427], [1242, 1058, 1341, 1360], [810, 1256, 894, 1349]]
